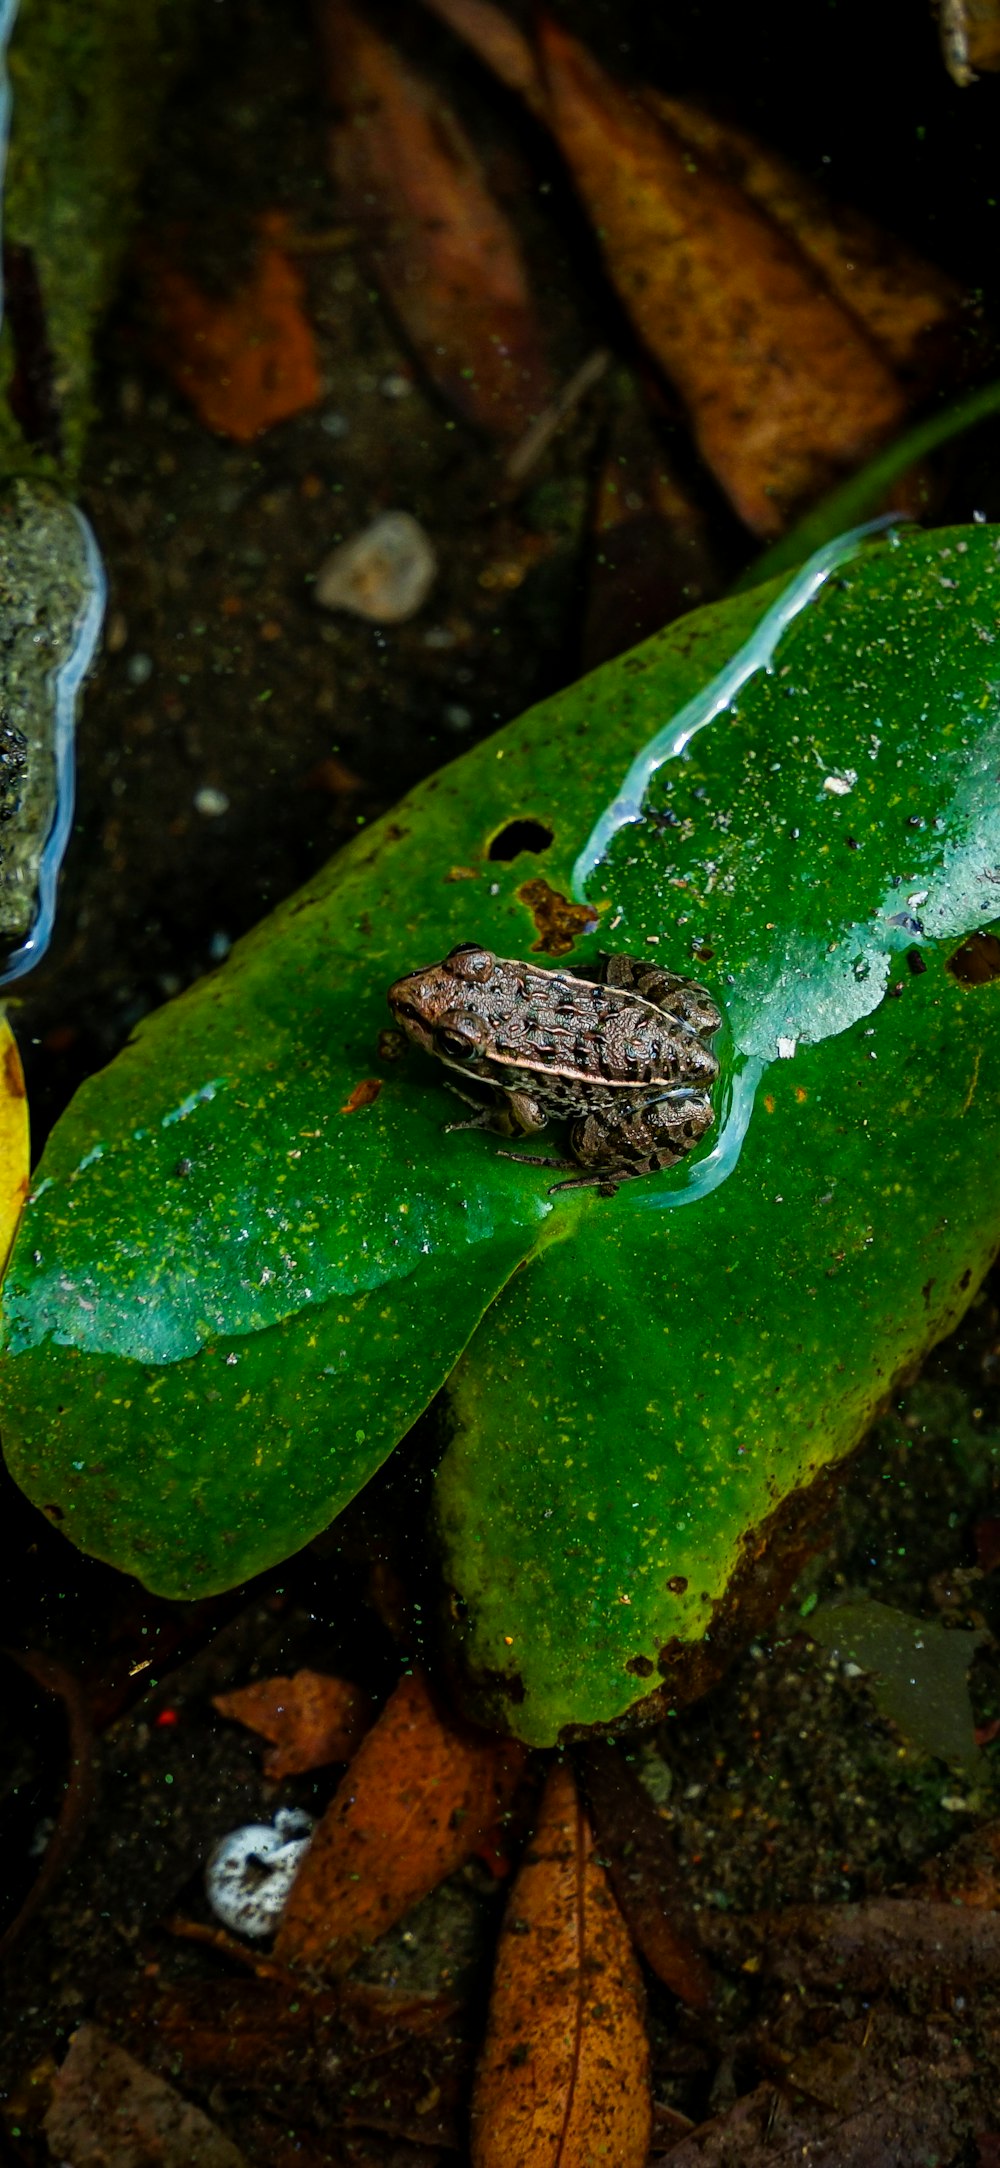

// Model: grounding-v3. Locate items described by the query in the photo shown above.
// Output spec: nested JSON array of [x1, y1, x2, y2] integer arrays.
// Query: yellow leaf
[[0, 1017, 29, 1277]]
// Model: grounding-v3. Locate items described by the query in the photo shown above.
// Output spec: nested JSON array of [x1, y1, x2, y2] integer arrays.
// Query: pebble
[[126, 652, 153, 686], [194, 785, 230, 818], [315, 510, 437, 623]]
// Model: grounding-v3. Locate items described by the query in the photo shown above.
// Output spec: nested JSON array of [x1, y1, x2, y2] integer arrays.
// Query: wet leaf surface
[[470, 1760, 651, 2168], [3, 529, 1000, 1747]]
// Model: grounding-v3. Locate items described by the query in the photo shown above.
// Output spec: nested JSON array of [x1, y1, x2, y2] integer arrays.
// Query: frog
[[387, 943, 722, 1193]]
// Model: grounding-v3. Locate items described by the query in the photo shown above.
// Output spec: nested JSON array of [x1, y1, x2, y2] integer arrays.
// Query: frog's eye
[[436, 1011, 484, 1061], [446, 945, 495, 982]]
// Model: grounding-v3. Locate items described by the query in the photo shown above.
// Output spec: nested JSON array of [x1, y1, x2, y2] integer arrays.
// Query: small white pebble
[[822, 770, 856, 797], [126, 652, 153, 686], [380, 373, 413, 400], [320, 411, 350, 438], [776, 1035, 797, 1059], [315, 510, 437, 623], [208, 930, 231, 961], [444, 704, 472, 731], [194, 786, 230, 818], [205, 1807, 314, 1939]]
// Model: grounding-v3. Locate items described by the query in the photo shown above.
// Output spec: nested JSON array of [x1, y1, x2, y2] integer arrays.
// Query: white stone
[[315, 510, 437, 623]]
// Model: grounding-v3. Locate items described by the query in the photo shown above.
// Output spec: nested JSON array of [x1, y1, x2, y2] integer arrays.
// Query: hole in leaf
[[946, 931, 1000, 985], [487, 818, 554, 861]]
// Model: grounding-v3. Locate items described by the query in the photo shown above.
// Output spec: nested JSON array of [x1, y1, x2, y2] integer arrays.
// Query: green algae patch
[[2, 528, 1000, 1744], [0, 0, 201, 481]]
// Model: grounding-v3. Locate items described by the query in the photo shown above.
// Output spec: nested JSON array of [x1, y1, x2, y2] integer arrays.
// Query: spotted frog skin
[[387, 944, 722, 1192]]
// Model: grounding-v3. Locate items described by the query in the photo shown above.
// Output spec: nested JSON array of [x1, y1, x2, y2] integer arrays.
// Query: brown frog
[[387, 944, 722, 1193]]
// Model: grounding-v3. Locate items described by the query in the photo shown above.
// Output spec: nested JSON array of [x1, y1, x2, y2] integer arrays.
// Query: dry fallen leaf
[[471, 1759, 651, 2168], [319, 1, 552, 439], [118, 1974, 473, 2148], [45, 2023, 248, 2168], [577, 1741, 715, 2010], [659, 2015, 979, 2168], [535, 15, 907, 536], [275, 1669, 527, 1975], [147, 213, 322, 442], [0, 1016, 29, 1277], [699, 1893, 1000, 1997], [648, 97, 960, 391], [213, 1669, 372, 1778]]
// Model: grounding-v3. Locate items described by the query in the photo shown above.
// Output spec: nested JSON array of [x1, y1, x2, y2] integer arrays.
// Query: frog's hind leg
[[599, 952, 722, 1036]]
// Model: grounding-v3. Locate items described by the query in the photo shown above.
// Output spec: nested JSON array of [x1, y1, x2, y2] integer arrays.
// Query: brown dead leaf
[[535, 16, 907, 536], [44, 2023, 248, 2168], [700, 1893, 1000, 1997], [275, 1669, 528, 1976], [213, 1669, 372, 1778], [577, 1742, 715, 2011], [340, 1079, 383, 1116], [420, 0, 546, 115], [319, 2, 552, 440], [147, 213, 322, 442], [118, 1975, 473, 2148], [648, 98, 960, 391], [471, 1760, 651, 2168]]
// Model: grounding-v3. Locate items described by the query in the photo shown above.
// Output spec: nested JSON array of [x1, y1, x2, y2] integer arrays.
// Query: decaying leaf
[[471, 1760, 651, 2168], [44, 2023, 248, 2168], [421, 0, 952, 534], [699, 1893, 1000, 1997], [276, 1670, 527, 1975], [0, 1016, 29, 1277], [146, 212, 322, 442], [118, 1974, 473, 2149], [213, 1669, 372, 1778], [647, 97, 960, 390], [658, 2015, 979, 2168], [576, 1742, 714, 2010], [535, 16, 906, 536], [320, 1, 552, 439], [805, 1597, 989, 1773]]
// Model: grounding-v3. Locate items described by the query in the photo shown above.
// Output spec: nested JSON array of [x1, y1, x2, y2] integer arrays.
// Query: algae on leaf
[[1, 529, 999, 1747], [0, 0, 202, 481]]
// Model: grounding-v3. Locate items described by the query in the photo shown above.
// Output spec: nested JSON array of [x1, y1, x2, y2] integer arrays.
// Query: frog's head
[[388, 944, 498, 1073]]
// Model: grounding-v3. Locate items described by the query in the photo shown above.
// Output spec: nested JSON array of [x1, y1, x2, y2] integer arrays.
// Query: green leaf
[[2, 528, 1000, 1749]]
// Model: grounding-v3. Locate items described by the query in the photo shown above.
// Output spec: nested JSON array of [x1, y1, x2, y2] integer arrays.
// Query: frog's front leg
[[443, 1083, 548, 1139]]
